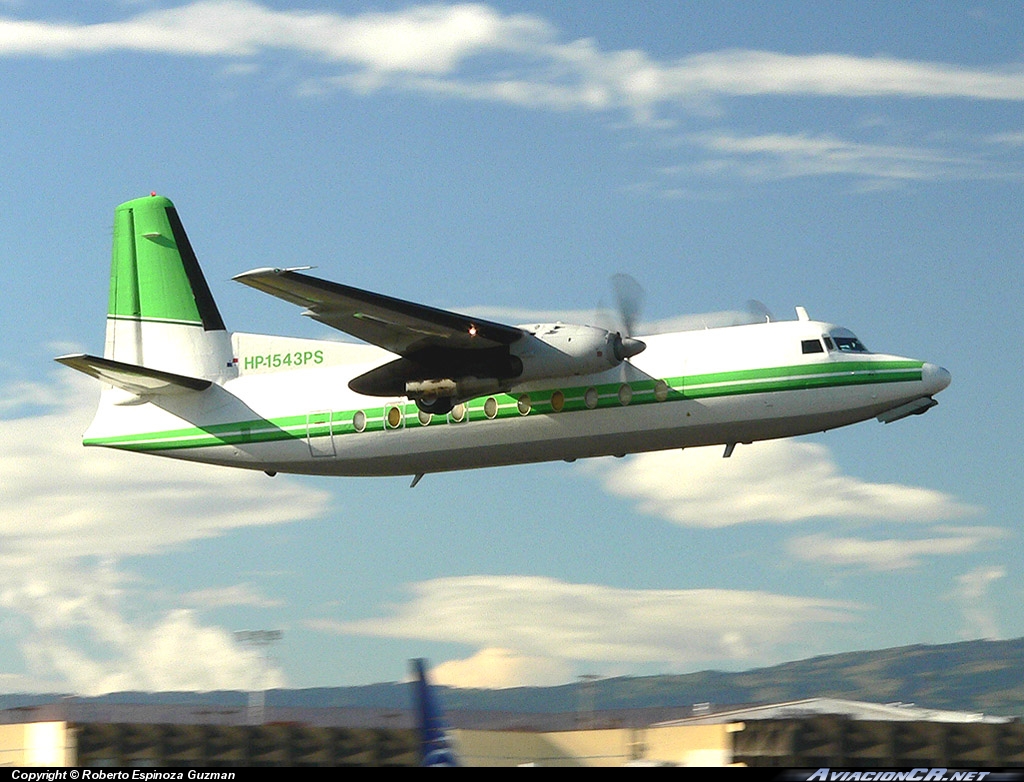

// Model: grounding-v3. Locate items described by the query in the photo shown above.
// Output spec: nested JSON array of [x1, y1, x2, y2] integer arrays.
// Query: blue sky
[[0, 1, 1021, 694]]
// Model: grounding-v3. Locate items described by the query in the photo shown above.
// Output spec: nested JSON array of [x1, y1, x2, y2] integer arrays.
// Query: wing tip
[[232, 267, 282, 282], [233, 266, 315, 282]]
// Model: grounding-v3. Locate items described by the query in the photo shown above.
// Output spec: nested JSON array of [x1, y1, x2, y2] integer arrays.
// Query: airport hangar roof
[[656, 698, 1015, 727]]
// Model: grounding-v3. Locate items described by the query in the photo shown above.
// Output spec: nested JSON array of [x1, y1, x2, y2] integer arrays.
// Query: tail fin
[[103, 194, 233, 380], [410, 658, 459, 767]]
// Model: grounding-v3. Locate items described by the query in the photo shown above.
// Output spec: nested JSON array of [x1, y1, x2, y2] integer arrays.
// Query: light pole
[[577, 674, 600, 729], [234, 629, 282, 725]]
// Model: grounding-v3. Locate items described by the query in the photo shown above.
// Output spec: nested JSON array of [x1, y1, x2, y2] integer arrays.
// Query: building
[[0, 698, 1020, 767]]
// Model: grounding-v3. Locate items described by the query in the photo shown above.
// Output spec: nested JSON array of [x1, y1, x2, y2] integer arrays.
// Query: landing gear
[[415, 396, 455, 415]]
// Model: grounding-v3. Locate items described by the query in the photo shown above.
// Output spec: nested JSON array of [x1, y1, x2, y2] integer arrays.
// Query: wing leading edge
[[234, 267, 527, 400], [233, 268, 523, 355]]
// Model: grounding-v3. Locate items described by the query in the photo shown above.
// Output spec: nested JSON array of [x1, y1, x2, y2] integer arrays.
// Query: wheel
[[415, 396, 454, 415]]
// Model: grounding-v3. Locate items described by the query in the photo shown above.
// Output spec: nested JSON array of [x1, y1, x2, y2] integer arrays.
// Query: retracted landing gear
[[415, 396, 455, 416]]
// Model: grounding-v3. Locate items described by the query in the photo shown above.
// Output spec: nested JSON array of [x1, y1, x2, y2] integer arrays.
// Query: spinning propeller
[[610, 273, 647, 361]]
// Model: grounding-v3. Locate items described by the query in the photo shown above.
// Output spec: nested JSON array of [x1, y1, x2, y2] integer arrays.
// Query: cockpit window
[[801, 339, 824, 354], [834, 335, 868, 352]]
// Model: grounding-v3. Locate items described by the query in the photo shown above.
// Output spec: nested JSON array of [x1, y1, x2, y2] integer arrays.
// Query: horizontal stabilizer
[[54, 353, 211, 395]]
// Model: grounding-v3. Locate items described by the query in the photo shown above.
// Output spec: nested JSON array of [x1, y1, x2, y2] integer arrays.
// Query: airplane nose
[[922, 363, 951, 394]]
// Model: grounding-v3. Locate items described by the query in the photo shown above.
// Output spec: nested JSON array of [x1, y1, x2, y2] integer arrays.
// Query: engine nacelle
[[399, 323, 646, 414], [511, 323, 645, 383]]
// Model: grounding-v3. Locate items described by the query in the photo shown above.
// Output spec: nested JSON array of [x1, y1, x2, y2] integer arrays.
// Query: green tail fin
[[109, 195, 225, 330], [103, 195, 233, 379]]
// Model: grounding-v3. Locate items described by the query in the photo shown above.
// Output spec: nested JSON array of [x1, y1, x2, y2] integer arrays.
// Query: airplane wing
[[233, 268, 523, 356]]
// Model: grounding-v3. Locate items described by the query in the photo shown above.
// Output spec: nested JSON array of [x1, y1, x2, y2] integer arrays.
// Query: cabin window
[[550, 390, 565, 413], [618, 383, 633, 406], [584, 387, 599, 409], [418, 409, 432, 426], [517, 394, 531, 415], [801, 339, 824, 354], [484, 397, 498, 419], [352, 410, 366, 433], [450, 403, 466, 422], [834, 335, 868, 352], [654, 380, 669, 402], [386, 405, 403, 429]]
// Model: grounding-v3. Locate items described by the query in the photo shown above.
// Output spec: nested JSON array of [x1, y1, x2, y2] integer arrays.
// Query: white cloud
[[0, 1, 542, 74], [431, 647, 570, 689], [0, 558, 280, 694], [659, 50, 1024, 101], [1, 3, 1021, 109], [16, 602, 282, 695], [988, 131, 1024, 147], [186, 583, 284, 609], [0, 378, 63, 413], [342, 575, 860, 685], [589, 441, 975, 528], [951, 565, 1006, 640], [0, 374, 328, 559], [315, 30, 1024, 117], [786, 526, 1005, 571], [0, 374, 329, 693], [2, 3, 1020, 186], [680, 131, 989, 183]]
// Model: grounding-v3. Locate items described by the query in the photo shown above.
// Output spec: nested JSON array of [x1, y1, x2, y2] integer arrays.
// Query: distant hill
[[3, 637, 1022, 717]]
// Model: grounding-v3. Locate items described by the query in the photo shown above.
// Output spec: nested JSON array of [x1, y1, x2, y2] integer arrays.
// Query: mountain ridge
[[3, 637, 1021, 717]]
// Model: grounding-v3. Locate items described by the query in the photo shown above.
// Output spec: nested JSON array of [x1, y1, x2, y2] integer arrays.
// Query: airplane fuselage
[[82, 317, 950, 478], [61, 194, 950, 479]]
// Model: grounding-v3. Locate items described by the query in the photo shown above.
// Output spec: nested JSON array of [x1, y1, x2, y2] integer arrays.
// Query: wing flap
[[55, 354, 211, 395], [233, 268, 523, 356]]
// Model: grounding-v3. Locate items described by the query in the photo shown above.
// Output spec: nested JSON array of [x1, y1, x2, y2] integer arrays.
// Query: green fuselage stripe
[[84, 360, 924, 453]]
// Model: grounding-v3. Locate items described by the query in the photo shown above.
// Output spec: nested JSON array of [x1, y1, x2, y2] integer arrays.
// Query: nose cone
[[922, 363, 951, 395], [613, 334, 647, 362]]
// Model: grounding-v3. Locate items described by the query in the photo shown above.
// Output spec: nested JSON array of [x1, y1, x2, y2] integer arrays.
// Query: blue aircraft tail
[[411, 658, 459, 767]]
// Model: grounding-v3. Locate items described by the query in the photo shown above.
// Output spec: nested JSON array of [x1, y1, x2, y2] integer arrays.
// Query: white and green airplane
[[57, 194, 951, 485]]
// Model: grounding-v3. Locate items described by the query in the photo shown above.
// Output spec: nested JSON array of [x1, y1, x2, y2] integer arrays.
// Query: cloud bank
[[0, 374, 330, 694], [342, 574, 860, 686], [431, 647, 570, 689], [2, 3, 1021, 105], [951, 565, 1007, 640], [2, 2, 1020, 186], [588, 441, 975, 528], [787, 528, 1005, 572], [586, 441, 995, 579]]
